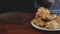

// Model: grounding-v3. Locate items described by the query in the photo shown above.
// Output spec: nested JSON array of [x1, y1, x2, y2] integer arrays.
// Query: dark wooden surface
[[0, 12, 60, 34]]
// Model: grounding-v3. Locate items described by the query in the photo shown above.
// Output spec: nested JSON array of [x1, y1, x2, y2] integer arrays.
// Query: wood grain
[[0, 12, 59, 34]]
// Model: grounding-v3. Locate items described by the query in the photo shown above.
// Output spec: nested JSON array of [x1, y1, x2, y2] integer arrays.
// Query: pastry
[[32, 7, 60, 29], [56, 16, 60, 25], [47, 14, 57, 20], [36, 7, 50, 19], [37, 7, 50, 13], [32, 19, 45, 27], [45, 20, 60, 29]]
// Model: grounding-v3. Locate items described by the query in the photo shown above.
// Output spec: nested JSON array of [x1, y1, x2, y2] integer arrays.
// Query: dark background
[[0, 0, 34, 13]]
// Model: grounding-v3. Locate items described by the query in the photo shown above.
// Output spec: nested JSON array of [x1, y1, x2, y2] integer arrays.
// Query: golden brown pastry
[[31, 7, 60, 29], [36, 7, 50, 19], [37, 7, 50, 13], [56, 16, 60, 25], [32, 19, 45, 27], [47, 14, 57, 20], [35, 14, 42, 22], [45, 20, 60, 29]]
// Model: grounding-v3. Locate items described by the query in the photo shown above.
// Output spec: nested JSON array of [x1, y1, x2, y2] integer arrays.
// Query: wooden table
[[0, 12, 60, 34]]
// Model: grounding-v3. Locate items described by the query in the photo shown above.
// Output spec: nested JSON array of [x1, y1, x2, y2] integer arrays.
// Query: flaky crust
[[47, 14, 57, 20], [56, 16, 60, 25], [45, 20, 60, 29], [32, 19, 45, 27]]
